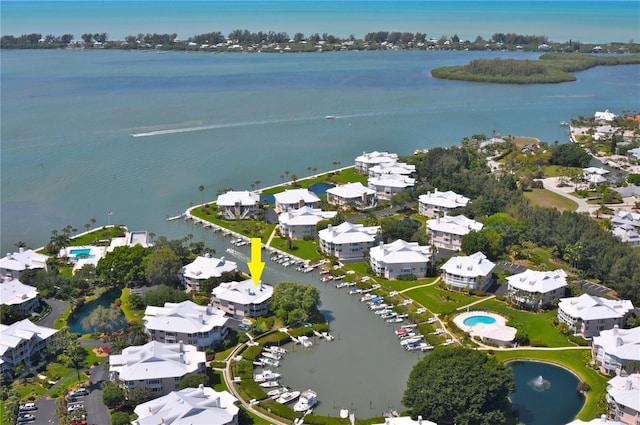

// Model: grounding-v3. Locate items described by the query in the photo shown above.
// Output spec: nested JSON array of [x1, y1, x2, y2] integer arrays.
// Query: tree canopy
[[145, 247, 182, 287], [269, 281, 321, 325], [403, 347, 515, 425]]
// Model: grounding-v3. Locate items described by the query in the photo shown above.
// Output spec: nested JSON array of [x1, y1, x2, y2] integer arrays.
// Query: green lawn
[[493, 349, 607, 421], [404, 285, 481, 314], [268, 236, 324, 261], [524, 188, 578, 212]]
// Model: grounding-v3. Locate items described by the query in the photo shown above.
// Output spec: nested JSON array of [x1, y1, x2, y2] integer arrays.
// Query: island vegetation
[[431, 53, 640, 84], [2, 30, 638, 55]]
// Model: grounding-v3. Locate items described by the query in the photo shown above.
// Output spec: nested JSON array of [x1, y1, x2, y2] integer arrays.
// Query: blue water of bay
[[1, 48, 639, 252]]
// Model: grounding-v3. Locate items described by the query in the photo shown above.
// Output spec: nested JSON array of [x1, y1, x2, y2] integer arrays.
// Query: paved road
[[37, 298, 68, 328], [83, 359, 110, 425], [539, 177, 593, 213]]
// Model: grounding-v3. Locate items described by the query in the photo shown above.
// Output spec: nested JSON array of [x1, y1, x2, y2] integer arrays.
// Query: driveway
[[539, 177, 593, 214], [83, 359, 110, 425], [37, 298, 68, 328]]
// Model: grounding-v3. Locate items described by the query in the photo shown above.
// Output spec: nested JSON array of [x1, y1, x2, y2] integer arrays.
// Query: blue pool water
[[308, 182, 335, 195], [463, 315, 496, 326], [69, 248, 92, 258]]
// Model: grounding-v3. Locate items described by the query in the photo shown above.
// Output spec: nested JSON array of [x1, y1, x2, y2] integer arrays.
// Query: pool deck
[[454, 311, 507, 333]]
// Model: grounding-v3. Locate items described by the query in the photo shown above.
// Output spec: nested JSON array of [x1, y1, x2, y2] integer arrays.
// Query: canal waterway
[[177, 219, 423, 417]]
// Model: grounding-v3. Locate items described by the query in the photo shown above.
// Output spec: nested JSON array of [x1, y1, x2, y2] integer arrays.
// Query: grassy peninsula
[[431, 53, 640, 84]]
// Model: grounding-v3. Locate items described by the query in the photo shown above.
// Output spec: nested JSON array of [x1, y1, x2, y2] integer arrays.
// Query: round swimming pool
[[463, 315, 497, 327]]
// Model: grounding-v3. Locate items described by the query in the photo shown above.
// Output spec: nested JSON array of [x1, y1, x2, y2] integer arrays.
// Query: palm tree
[[14, 241, 27, 249], [198, 184, 205, 206]]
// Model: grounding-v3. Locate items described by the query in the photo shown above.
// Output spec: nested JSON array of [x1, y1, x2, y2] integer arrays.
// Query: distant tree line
[[2, 30, 638, 54]]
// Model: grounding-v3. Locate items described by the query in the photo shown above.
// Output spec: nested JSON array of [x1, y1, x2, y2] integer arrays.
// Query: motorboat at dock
[[293, 389, 318, 412], [276, 390, 301, 404]]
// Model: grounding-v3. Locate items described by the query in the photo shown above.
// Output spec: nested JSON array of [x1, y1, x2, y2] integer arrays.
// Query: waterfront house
[[0, 248, 48, 280], [109, 340, 205, 396], [592, 326, 640, 376], [0, 277, 40, 315], [326, 182, 376, 211], [595, 109, 617, 122], [440, 251, 495, 291], [418, 189, 470, 218], [0, 319, 58, 378], [273, 188, 320, 213], [278, 206, 337, 240], [211, 279, 273, 319], [558, 294, 634, 339], [606, 374, 640, 425], [132, 385, 239, 425], [611, 211, 640, 233], [369, 240, 431, 279], [143, 300, 229, 351], [216, 190, 260, 219], [507, 269, 568, 309], [182, 253, 238, 292], [426, 214, 483, 251], [354, 151, 399, 174], [367, 174, 416, 201], [318, 222, 380, 260], [367, 161, 415, 178]]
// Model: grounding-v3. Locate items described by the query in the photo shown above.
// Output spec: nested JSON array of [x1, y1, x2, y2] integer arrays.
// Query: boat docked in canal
[[276, 390, 301, 404], [254, 370, 281, 382], [260, 380, 281, 388], [293, 389, 318, 412]]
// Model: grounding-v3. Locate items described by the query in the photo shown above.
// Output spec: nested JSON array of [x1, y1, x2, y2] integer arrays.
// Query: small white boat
[[268, 387, 289, 399], [427, 317, 437, 324], [254, 370, 281, 383], [298, 336, 313, 348], [261, 357, 280, 367], [262, 351, 283, 360], [325, 115, 336, 120], [265, 346, 287, 355], [400, 336, 423, 346], [293, 389, 318, 412], [321, 331, 335, 341], [340, 409, 349, 418], [259, 380, 280, 388], [276, 390, 301, 404], [386, 317, 403, 323]]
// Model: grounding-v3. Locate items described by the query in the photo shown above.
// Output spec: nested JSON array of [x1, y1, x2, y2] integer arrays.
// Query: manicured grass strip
[[404, 285, 480, 314], [119, 287, 144, 323], [269, 236, 324, 261], [492, 349, 607, 421], [524, 188, 578, 212]]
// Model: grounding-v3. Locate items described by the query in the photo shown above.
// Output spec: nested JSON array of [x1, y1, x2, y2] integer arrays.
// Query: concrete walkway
[[456, 295, 495, 311]]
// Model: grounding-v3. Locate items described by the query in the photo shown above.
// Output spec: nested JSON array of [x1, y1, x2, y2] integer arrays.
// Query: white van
[[19, 402, 36, 411]]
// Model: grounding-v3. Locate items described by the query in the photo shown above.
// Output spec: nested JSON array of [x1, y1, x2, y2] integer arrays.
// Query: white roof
[[368, 174, 415, 189], [583, 167, 610, 176], [471, 322, 517, 343], [133, 386, 239, 425], [318, 222, 380, 244], [0, 248, 48, 271], [440, 252, 495, 278], [278, 206, 337, 226], [327, 182, 376, 199], [595, 109, 616, 121], [607, 373, 640, 413], [507, 269, 567, 294], [373, 416, 437, 425], [216, 190, 259, 206], [182, 254, 237, 280], [559, 294, 634, 321], [418, 189, 470, 209], [0, 319, 58, 356], [613, 227, 640, 244], [593, 326, 640, 362], [143, 300, 228, 334], [211, 279, 273, 306], [0, 278, 39, 307], [427, 214, 483, 236], [109, 341, 205, 381], [355, 150, 399, 166], [369, 240, 431, 264], [273, 188, 320, 205], [368, 162, 415, 176]]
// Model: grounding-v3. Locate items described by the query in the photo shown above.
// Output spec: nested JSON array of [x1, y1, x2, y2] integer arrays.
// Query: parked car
[[17, 413, 36, 422], [69, 388, 89, 398], [67, 403, 84, 413], [18, 403, 36, 412]]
